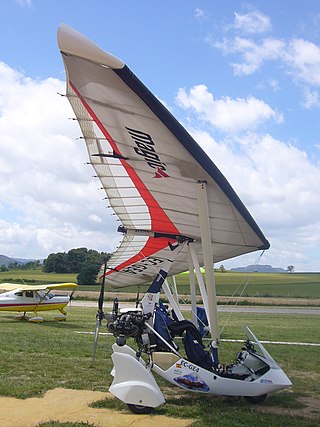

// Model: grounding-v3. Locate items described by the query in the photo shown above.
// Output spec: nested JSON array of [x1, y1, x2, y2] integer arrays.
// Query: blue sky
[[1, 0, 320, 271]]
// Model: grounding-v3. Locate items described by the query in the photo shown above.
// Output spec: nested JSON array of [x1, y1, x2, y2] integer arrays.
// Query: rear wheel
[[127, 403, 153, 414], [244, 394, 268, 404]]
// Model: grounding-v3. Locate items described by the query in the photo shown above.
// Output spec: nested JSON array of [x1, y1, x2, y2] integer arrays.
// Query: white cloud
[[284, 38, 320, 86], [89, 214, 103, 224], [215, 23, 320, 92], [176, 84, 283, 133], [189, 129, 320, 271], [0, 62, 118, 258], [15, 0, 33, 7], [194, 8, 208, 21], [215, 37, 285, 76], [302, 88, 320, 108], [268, 79, 280, 92], [233, 11, 272, 34]]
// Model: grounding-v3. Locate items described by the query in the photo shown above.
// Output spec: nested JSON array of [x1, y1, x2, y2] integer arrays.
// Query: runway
[[72, 300, 320, 315]]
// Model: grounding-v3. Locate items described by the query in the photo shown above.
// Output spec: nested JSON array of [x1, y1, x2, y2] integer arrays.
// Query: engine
[[107, 309, 150, 347]]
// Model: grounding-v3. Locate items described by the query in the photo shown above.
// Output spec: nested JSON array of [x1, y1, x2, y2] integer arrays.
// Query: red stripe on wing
[[70, 81, 179, 276], [105, 235, 173, 276]]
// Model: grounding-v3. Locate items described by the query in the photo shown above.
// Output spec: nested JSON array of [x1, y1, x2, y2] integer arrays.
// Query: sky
[[0, 0, 320, 272]]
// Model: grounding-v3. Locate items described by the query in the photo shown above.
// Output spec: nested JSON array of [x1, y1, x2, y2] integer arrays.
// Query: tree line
[[43, 248, 111, 285], [0, 260, 42, 272], [43, 248, 110, 273], [0, 248, 112, 285]]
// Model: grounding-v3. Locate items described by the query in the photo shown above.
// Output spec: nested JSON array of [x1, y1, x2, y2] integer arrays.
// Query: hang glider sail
[[58, 24, 269, 288]]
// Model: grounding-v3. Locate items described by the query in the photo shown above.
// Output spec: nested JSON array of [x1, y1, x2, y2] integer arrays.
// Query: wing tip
[[57, 23, 125, 69]]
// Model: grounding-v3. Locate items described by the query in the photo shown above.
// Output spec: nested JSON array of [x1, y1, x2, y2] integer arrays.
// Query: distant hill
[[231, 264, 286, 273], [0, 255, 22, 267], [0, 255, 36, 267]]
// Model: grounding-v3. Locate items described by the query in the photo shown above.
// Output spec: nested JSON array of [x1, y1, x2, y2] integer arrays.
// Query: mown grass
[[0, 306, 319, 426], [0, 269, 76, 284], [163, 272, 320, 298], [1, 269, 320, 298], [91, 392, 317, 427]]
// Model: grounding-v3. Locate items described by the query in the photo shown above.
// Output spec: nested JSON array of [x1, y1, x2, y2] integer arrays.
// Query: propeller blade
[[69, 290, 75, 308], [90, 260, 108, 366], [98, 260, 108, 312], [91, 316, 101, 366], [135, 286, 140, 308]]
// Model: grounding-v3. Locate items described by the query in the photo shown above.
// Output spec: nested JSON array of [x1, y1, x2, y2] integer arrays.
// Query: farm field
[[0, 269, 76, 284], [1, 269, 320, 300], [0, 307, 319, 426]]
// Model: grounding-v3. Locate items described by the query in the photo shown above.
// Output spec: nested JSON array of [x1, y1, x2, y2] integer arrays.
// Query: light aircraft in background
[[0, 282, 77, 322]]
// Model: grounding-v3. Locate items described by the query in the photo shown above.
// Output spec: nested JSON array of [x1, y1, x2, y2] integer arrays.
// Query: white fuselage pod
[[110, 344, 291, 407], [152, 353, 292, 397]]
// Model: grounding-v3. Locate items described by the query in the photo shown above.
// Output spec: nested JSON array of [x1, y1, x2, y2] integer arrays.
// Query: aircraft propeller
[[91, 260, 107, 366], [68, 289, 76, 308]]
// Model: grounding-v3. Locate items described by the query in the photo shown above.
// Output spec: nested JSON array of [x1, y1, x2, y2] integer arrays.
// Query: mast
[[197, 181, 220, 359], [188, 249, 198, 327]]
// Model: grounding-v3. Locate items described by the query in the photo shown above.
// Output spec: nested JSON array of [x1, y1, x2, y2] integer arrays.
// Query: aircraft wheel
[[244, 394, 268, 404], [127, 403, 153, 414]]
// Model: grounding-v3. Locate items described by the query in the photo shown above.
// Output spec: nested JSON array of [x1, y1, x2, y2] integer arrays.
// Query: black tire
[[244, 394, 268, 404], [127, 403, 153, 414]]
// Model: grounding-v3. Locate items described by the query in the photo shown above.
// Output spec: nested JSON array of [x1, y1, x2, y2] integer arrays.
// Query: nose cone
[[270, 368, 292, 391], [280, 371, 292, 388]]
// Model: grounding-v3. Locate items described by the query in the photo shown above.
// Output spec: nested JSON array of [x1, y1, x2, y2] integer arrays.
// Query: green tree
[[8, 262, 19, 269], [77, 263, 100, 285], [287, 265, 295, 273], [43, 248, 111, 274], [67, 248, 88, 273], [43, 252, 68, 273], [219, 264, 226, 273], [21, 260, 42, 270]]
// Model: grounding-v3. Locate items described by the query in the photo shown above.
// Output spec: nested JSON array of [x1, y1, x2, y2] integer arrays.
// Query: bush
[[76, 263, 100, 285]]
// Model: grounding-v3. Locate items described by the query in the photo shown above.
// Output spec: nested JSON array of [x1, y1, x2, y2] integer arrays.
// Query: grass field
[[1, 269, 320, 299], [0, 269, 77, 284], [0, 306, 319, 426]]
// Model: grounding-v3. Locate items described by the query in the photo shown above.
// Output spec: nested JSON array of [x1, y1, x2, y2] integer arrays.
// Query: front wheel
[[244, 394, 268, 404], [127, 403, 153, 414]]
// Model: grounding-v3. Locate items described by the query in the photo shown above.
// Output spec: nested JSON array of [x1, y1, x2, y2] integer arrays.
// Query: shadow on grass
[[264, 391, 306, 409]]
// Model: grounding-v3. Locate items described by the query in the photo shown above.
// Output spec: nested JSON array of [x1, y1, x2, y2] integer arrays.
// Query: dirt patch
[[254, 396, 320, 420], [298, 397, 320, 418], [0, 388, 193, 427]]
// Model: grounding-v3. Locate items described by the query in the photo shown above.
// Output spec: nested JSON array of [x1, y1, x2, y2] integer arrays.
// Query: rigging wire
[[219, 250, 265, 336]]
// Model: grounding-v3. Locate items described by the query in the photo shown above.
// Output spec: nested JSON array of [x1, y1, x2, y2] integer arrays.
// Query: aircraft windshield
[[244, 325, 277, 366], [37, 291, 54, 299]]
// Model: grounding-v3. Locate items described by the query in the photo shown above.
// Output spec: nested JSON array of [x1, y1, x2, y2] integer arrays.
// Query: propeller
[[69, 290, 75, 308], [135, 285, 140, 309], [91, 260, 108, 366]]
